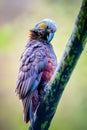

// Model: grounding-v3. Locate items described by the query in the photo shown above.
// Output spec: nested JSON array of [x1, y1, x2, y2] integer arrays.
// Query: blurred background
[[0, 0, 87, 130]]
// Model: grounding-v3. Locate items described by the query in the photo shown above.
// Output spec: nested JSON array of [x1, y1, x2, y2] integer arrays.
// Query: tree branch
[[29, 0, 87, 129]]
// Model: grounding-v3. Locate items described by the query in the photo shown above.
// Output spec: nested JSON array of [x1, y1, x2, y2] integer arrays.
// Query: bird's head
[[30, 18, 57, 43]]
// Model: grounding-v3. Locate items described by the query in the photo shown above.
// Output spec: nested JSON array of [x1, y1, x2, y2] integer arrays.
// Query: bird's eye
[[47, 27, 53, 33]]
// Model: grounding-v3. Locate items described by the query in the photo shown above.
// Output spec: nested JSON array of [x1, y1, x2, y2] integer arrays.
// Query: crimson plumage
[[15, 18, 57, 124]]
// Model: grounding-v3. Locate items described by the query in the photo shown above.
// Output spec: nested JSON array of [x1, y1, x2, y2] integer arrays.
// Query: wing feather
[[15, 41, 48, 123]]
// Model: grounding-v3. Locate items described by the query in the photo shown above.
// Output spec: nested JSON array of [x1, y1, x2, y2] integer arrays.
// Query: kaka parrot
[[15, 18, 57, 126]]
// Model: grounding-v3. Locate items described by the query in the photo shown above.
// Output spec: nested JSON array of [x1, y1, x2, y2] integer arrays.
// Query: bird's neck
[[29, 30, 48, 42]]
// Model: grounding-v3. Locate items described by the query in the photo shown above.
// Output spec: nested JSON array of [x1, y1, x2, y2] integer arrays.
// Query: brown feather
[[29, 30, 48, 42]]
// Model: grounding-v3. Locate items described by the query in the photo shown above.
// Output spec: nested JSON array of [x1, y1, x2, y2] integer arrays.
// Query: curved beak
[[47, 32, 54, 42]]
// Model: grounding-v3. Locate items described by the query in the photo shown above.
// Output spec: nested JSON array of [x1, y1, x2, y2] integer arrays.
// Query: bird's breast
[[41, 48, 56, 82]]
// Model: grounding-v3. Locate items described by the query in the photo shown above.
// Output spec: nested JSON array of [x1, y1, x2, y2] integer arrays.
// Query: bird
[[15, 18, 57, 127]]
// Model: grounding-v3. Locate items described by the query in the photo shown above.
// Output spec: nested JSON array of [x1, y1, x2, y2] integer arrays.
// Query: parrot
[[15, 18, 57, 127]]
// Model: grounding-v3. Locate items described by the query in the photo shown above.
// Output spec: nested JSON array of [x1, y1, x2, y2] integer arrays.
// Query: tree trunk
[[29, 0, 87, 129]]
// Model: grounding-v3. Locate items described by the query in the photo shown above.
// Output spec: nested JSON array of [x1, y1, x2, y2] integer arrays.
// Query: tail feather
[[22, 95, 31, 123], [22, 90, 38, 124]]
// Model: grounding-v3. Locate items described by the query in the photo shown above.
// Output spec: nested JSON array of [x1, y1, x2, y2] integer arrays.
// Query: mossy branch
[[29, 0, 87, 129]]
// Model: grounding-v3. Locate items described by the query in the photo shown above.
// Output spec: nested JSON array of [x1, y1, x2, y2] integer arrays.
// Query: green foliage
[[0, 25, 13, 50]]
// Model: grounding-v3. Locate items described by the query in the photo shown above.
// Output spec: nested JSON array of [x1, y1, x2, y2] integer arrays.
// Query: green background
[[0, 0, 87, 130]]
